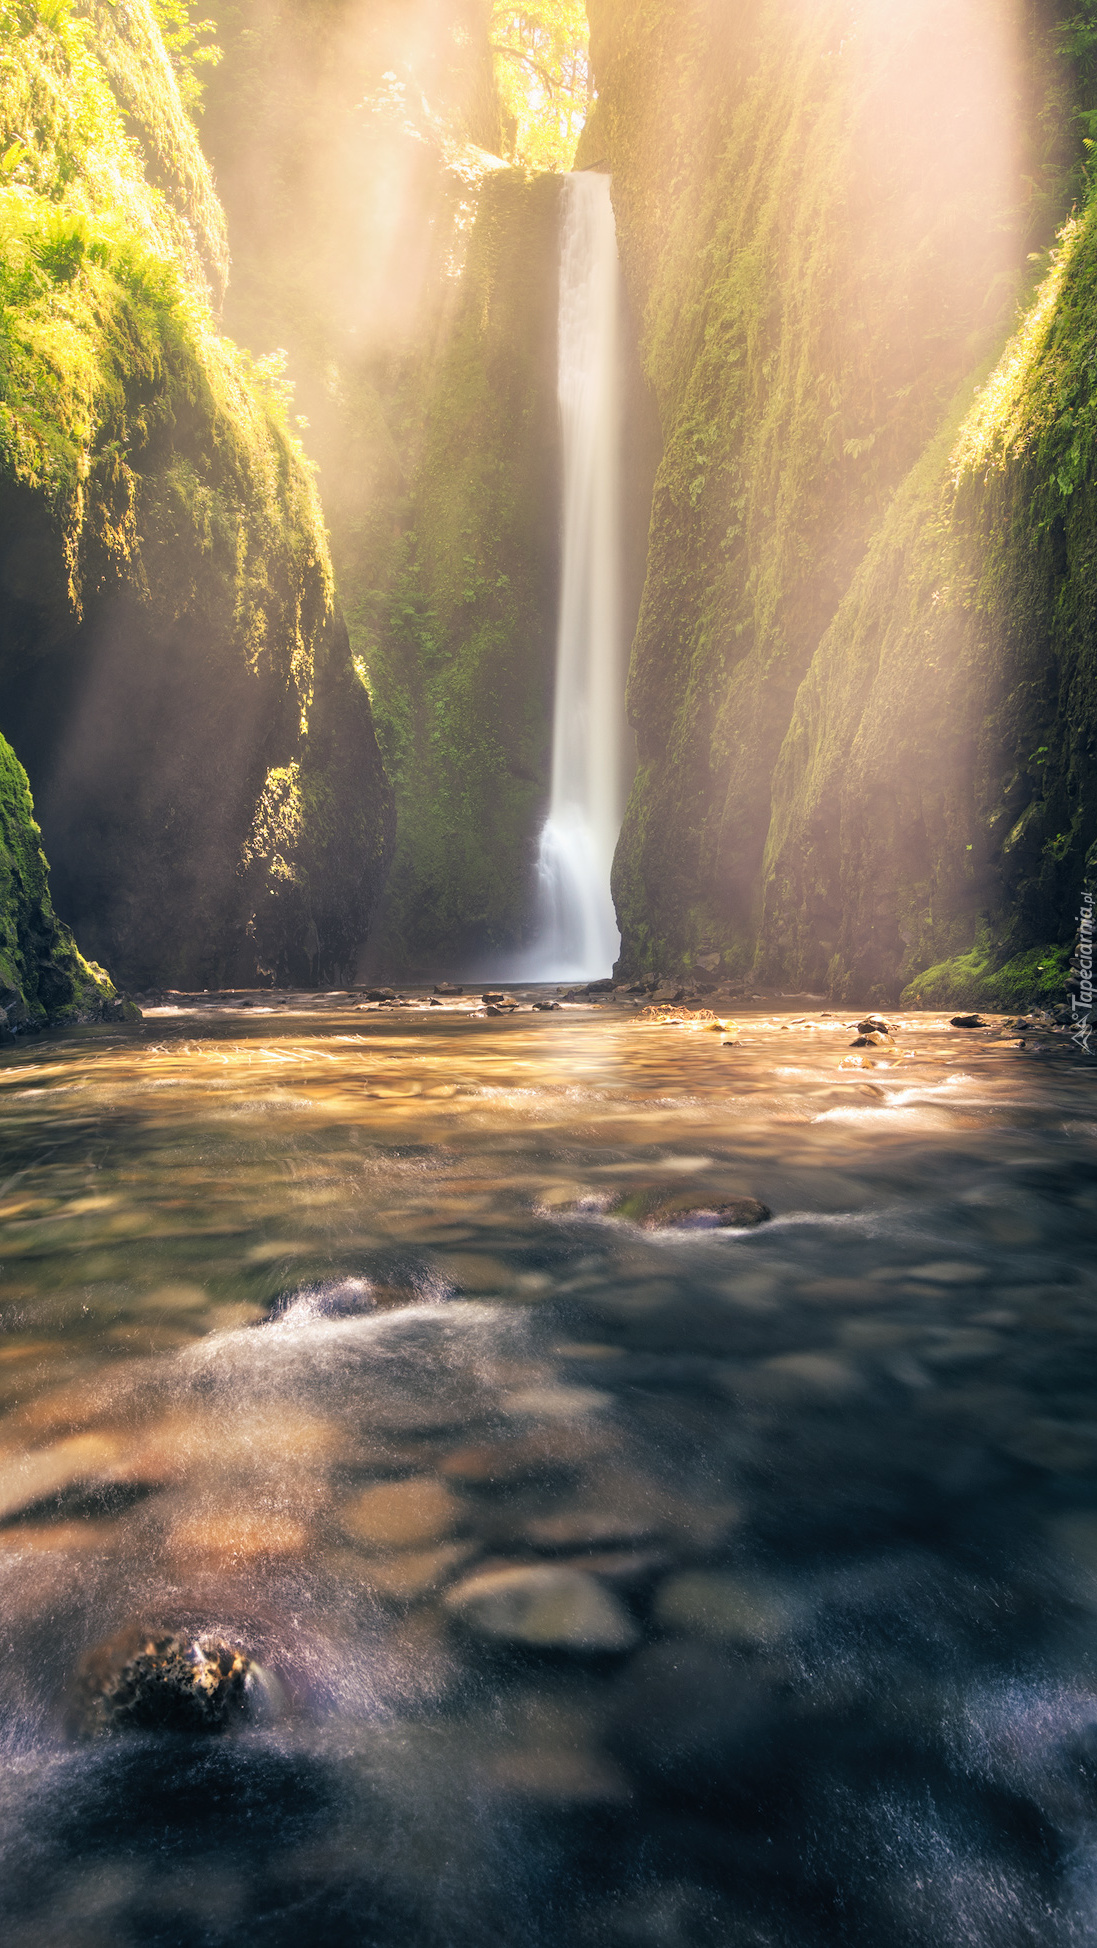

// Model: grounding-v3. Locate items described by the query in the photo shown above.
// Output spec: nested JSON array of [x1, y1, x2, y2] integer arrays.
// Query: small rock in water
[[653, 1571, 803, 1646], [856, 1015, 893, 1035], [364, 987, 396, 1002], [533, 1000, 560, 1011], [268, 1277, 375, 1322], [950, 1013, 985, 1028], [70, 1626, 253, 1737], [851, 1031, 891, 1048], [610, 1188, 771, 1231], [444, 1563, 639, 1651], [341, 1476, 462, 1548]]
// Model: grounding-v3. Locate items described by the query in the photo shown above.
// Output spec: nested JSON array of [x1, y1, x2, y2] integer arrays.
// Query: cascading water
[[527, 170, 626, 982]]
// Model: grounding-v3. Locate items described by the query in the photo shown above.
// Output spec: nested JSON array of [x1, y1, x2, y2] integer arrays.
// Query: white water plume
[[527, 171, 626, 982]]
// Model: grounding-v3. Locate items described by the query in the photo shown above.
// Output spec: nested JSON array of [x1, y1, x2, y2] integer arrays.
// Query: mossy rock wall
[[585, 0, 1083, 992], [0, 0, 392, 993], [0, 733, 117, 1024], [760, 203, 1097, 1007], [365, 168, 563, 974]]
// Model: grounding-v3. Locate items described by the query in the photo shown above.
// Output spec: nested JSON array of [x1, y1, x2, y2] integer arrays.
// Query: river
[[0, 992, 1095, 1946]]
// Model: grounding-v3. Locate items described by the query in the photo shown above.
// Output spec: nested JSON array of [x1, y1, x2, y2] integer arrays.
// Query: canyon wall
[[0, 0, 392, 997], [586, 0, 1095, 1004]]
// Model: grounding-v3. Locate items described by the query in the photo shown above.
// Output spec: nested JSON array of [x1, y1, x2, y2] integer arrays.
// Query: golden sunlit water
[[1, 995, 1096, 1946]]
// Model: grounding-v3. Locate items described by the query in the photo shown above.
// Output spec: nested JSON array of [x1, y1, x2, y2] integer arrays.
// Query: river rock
[[611, 1188, 771, 1230], [653, 1571, 803, 1646], [365, 988, 396, 1001], [856, 1015, 893, 1034], [70, 1626, 253, 1736], [950, 1014, 985, 1028], [651, 984, 685, 1004], [444, 1563, 639, 1651], [341, 1477, 462, 1548]]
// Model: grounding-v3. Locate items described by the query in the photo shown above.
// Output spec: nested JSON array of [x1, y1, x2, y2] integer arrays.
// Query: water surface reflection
[[0, 1000, 1095, 1945]]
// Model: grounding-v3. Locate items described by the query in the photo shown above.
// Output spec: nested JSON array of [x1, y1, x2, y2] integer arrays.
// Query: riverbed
[[0, 996, 1095, 1946]]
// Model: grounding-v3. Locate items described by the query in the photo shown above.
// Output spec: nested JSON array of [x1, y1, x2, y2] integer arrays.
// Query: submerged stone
[[444, 1563, 639, 1651], [341, 1477, 462, 1549], [70, 1626, 253, 1737], [610, 1188, 771, 1230]]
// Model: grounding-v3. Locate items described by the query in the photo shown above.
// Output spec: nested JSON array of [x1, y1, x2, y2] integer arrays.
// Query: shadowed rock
[[70, 1626, 254, 1737]]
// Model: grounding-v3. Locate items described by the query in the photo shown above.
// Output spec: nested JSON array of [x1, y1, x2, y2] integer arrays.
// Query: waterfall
[[528, 170, 626, 982]]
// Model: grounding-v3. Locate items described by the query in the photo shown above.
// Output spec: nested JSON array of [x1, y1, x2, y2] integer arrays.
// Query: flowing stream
[[528, 171, 626, 982], [1, 994, 1097, 1945]]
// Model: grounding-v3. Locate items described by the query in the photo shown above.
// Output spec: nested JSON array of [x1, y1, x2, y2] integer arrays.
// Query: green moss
[[0, 729, 114, 1022], [586, 0, 1083, 980], [0, 0, 392, 988], [759, 170, 1097, 1006], [366, 168, 562, 972], [901, 942, 1072, 1012]]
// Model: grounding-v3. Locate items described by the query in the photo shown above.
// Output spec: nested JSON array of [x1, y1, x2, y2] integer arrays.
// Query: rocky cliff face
[[0, 0, 392, 995], [585, 0, 1093, 1003], [202, 0, 570, 976], [366, 168, 563, 974]]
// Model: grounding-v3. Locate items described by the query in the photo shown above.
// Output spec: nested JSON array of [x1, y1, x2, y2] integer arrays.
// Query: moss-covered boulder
[[585, 0, 1083, 993], [0, 0, 392, 991]]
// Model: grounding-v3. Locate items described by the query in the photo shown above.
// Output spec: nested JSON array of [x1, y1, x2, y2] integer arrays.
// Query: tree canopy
[[490, 2, 589, 171]]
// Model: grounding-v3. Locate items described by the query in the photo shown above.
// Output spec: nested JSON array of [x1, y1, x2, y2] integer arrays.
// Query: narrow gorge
[[5, 6, 1097, 1946]]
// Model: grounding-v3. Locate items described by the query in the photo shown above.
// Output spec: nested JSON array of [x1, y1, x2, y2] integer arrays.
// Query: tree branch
[[490, 42, 558, 95]]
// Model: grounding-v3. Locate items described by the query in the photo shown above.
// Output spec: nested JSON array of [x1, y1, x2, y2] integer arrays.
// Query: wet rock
[[611, 1188, 771, 1231], [432, 983, 462, 995], [359, 1541, 476, 1600], [606, 1641, 771, 1791], [364, 987, 396, 1001], [851, 1031, 891, 1048], [0, 1431, 124, 1523], [533, 1000, 561, 1011], [651, 984, 685, 1004], [168, 1511, 310, 1562], [340, 1476, 462, 1548], [444, 1563, 639, 1651], [653, 1571, 804, 1647], [439, 1424, 612, 1483], [856, 1015, 893, 1035], [268, 1276, 375, 1322], [950, 1013, 985, 1028], [744, 1351, 864, 1402], [70, 1626, 253, 1736]]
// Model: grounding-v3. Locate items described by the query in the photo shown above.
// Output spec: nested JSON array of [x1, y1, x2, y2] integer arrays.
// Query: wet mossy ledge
[[365, 168, 563, 976], [0, 734, 124, 1028], [587, 0, 1097, 1009], [0, 0, 392, 994]]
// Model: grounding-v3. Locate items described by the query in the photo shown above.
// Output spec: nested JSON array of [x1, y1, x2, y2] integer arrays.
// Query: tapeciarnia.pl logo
[[1072, 889, 1094, 1052]]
